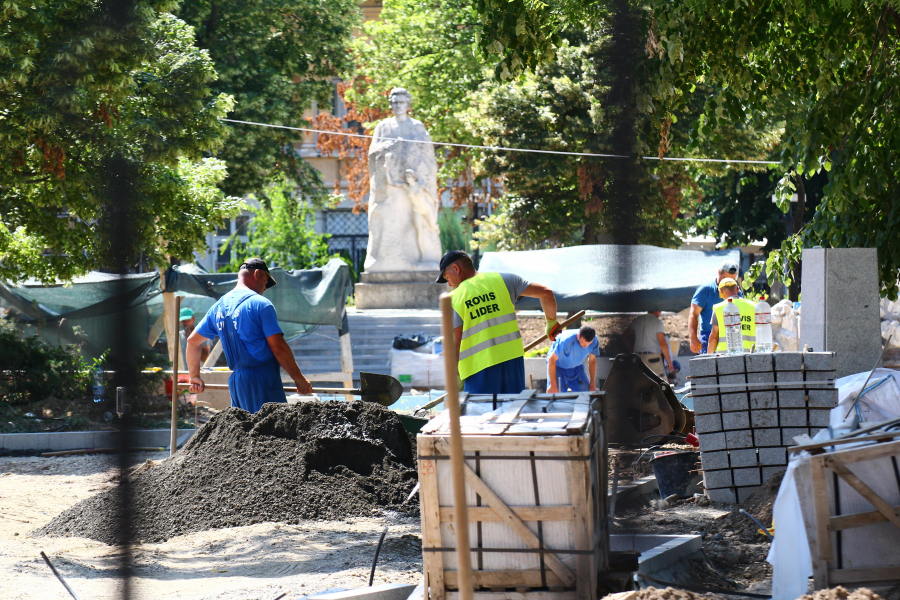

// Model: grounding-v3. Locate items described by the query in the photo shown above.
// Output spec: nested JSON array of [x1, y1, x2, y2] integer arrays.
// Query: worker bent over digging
[[186, 258, 313, 412], [437, 250, 559, 395], [547, 326, 599, 393]]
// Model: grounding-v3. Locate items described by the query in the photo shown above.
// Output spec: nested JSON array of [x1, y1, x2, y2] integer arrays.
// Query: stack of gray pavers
[[690, 351, 837, 503]]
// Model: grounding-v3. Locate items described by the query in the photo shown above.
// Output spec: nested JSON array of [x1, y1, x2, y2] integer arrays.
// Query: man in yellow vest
[[437, 250, 560, 394], [707, 277, 757, 353]]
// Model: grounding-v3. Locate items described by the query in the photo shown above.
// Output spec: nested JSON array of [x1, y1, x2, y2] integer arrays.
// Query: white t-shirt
[[628, 313, 666, 353]]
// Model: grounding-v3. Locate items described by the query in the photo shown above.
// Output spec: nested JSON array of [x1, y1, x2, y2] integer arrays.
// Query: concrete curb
[[610, 533, 703, 576], [611, 476, 659, 504], [0, 429, 196, 452]]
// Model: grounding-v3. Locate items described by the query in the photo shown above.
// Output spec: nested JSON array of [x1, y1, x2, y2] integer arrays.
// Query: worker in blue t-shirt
[[689, 259, 743, 354], [546, 325, 600, 393], [185, 258, 313, 413]]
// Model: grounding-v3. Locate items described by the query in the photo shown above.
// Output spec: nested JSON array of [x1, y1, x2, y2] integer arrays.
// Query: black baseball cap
[[240, 257, 277, 288], [436, 250, 470, 283]]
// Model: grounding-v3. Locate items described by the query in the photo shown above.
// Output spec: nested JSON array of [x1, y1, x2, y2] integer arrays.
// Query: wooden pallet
[[417, 391, 607, 600], [793, 429, 900, 588]]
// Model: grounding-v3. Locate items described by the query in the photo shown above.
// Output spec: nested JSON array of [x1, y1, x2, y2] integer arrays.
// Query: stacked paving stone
[[690, 351, 837, 503]]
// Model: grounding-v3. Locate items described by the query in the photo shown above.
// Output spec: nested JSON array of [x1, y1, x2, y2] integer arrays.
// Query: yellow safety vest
[[450, 272, 524, 380], [712, 298, 757, 352]]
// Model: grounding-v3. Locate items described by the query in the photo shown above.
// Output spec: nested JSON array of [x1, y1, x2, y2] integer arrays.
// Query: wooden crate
[[794, 436, 900, 588], [417, 390, 608, 600]]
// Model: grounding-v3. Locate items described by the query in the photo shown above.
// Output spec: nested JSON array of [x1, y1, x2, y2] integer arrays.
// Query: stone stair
[[288, 309, 442, 382]]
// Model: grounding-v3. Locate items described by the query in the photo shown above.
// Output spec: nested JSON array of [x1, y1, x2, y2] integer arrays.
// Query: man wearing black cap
[[689, 259, 743, 354], [185, 258, 313, 412], [437, 250, 559, 394]]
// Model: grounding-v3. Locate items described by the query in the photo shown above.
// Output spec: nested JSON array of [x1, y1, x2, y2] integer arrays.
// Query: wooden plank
[[810, 455, 833, 562], [419, 436, 446, 600], [440, 506, 574, 523], [202, 339, 223, 368], [790, 417, 900, 453], [444, 570, 566, 588], [793, 463, 826, 588], [824, 455, 900, 531], [822, 438, 900, 464], [421, 435, 576, 454], [434, 438, 576, 587], [161, 289, 178, 367], [564, 396, 590, 435], [830, 504, 900, 530], [828, 566, 900, 585], [147, 311, 166, 346], [567, 435, 591, 600], [422, 413, 451, 434], [339, 330, 354, 402]]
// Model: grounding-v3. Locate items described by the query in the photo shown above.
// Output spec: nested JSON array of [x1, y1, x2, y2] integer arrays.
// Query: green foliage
[[223, 178, 340, 271], [178, 0, 360, 200], [641, 0, 900, 296], [0, 0, 240, 282], [438, 207, 470, 254], [0, 320, 92, 405]]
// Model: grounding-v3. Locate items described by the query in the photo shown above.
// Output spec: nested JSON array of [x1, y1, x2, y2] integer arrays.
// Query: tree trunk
[[788, 175, 806, 300]]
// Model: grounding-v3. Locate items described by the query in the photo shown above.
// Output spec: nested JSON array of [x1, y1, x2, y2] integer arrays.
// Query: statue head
[[389, 88, 412, 119]]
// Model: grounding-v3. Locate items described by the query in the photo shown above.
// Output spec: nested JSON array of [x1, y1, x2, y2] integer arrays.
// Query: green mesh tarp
[[0, 258, 352, 359], [480, 245, 742, 313]]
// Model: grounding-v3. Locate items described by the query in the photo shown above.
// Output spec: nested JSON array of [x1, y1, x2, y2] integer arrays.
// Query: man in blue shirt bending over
[[546, 325, 600, 393], [185, 258, 313, 413]]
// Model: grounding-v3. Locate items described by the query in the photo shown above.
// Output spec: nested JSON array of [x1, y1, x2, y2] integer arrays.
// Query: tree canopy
[[177, 0, 360, 201], [0, 0, 241, 282]]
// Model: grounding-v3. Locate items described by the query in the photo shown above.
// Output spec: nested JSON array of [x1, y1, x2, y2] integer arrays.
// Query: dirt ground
[[0, 453, 422, 600], [518, 309, 692, 356]]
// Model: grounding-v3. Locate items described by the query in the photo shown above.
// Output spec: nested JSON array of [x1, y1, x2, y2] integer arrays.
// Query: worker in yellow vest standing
[[437, 250, 560, 394], [707, 277, 757, 353]]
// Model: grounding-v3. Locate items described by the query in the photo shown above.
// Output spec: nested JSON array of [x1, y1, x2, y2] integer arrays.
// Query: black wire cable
[[738, 509, 774, 541], [368, 526, 388, 586], [639, 573, 771, 598]]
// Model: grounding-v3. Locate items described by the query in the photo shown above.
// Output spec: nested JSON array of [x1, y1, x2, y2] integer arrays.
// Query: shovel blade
[[358, 372, 404, 406]]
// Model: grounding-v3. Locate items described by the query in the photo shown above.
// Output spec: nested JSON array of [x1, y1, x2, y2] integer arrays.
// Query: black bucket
[[649, 451, 701, 499]]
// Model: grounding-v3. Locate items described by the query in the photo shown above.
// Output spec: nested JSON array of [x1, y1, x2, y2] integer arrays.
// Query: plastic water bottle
[[723, 298, 743, 355], [754, 297, 773, 353], [92, 367, 104, 403]]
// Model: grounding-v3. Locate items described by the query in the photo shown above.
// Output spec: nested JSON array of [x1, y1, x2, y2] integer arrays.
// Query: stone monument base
[[354, 271, 448, 310]]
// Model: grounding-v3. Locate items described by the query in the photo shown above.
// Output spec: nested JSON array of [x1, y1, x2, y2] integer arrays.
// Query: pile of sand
[[798, 587, 886, 600], [36, 401, 418, 544]]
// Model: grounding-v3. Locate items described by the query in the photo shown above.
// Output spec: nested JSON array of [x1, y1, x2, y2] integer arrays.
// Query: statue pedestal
[[355, 271, 448, 310]]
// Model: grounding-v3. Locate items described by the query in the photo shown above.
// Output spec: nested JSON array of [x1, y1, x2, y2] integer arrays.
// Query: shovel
[[179, 371, 404, 406]]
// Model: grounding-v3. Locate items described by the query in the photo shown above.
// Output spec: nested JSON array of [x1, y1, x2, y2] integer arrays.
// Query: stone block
[[733, 467, 762, 487], [701, 450, 730, 471], [809, 409, 832, 427], [690, 355, 718, 377], [716, 354, 746, 375], [730, 448, 758, 468], [722, 411, 750, 430], [750, 409, 778, 428], [693, 395, 721, 415], [745, 353, 774, 373], [690, 375, 719, 397], [703, 469, 733, 489], [355, 281, 448, 309], [779, 390, 806, 408], [762, 466, 787, 481], [753, 428, 782, 447], [726, 429, 753, 449], [721, 393, 749, 412], [750, 390, 777, 410], [805, 370, 837, 382], [775, 371, 803, 383], [735, 486, 764, 504], [808, 389, 838, 408], [706, 487, 736, 503], [781, 408, 807, 427], [748, 371, 775, 386], [698, 431, 726, 452], [695, 413, 723, 434], [719, 373, 747, 386], [759, 447, 787, 466], [782, 428, 810, 446], [800, 248, 882, 378], [803, 352, 836, 371], [775, 352, 803, 371]]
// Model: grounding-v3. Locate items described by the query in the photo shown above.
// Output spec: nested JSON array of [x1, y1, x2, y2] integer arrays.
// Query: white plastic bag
[[389, 348, 446, 388]]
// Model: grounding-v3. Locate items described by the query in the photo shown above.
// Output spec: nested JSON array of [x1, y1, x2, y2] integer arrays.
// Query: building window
[[217, 219, 231, 236], [235, 215, 250, 235]]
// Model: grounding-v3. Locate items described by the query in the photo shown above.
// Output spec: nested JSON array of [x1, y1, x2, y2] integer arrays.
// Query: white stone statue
[[364, 88, 442, 273]]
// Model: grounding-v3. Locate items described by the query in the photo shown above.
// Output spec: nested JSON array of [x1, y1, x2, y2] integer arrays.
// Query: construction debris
[[35, 401, 418, 544]]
